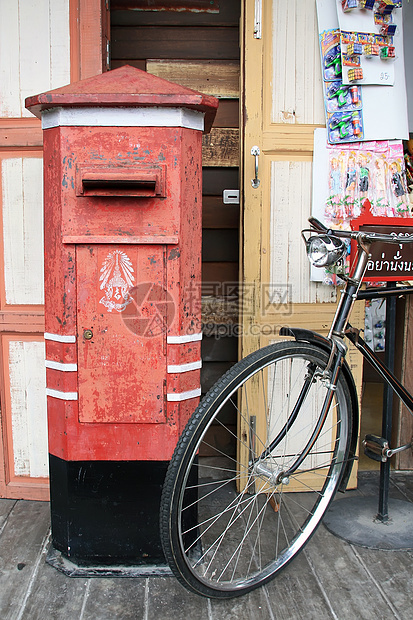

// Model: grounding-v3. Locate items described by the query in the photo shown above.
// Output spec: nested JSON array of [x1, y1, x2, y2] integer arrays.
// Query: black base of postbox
[[48, 454, 168, 567]]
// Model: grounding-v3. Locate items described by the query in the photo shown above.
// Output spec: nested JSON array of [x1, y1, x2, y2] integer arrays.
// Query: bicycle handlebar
[[308, 217, 329, 233], [308, 217, 413, 245]]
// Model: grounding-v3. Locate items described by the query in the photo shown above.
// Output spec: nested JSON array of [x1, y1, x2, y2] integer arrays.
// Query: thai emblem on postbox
[[99, 250, 135, 313]]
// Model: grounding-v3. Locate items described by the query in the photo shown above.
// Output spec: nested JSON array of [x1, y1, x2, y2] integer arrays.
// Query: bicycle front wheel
[[160, 341, 352, 598]]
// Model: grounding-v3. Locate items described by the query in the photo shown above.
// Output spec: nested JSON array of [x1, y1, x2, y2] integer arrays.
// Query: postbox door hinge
[[106, 40, 110, 69]]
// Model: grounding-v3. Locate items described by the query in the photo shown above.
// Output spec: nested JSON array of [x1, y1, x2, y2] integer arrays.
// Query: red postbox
[[26, 66, 218, 569]]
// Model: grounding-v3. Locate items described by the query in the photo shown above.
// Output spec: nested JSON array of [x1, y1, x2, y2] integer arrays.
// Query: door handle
[[251, 146, 260, 189]]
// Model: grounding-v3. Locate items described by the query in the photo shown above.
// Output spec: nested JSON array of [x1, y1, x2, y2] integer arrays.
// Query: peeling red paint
[[27, 67, 218, 462]]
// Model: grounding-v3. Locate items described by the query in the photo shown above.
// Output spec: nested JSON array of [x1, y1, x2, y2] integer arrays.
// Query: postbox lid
[[25, 65, 218, 133]]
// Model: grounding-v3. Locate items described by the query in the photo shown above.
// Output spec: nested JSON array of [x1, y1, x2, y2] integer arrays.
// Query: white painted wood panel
[[0, 0, 21, 117], [271, 0, 325, 125], [268, 356, 333, 474], [50, 0, 71, 89], [0, 0, 70, 118], [2, 157, 44, 305], [19, 0, 51, 117], [9, 339, 48, 478], [269, 160, 336, 304]]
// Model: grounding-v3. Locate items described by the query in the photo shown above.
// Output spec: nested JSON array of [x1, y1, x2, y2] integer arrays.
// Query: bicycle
[[159, 217, 413, 599]]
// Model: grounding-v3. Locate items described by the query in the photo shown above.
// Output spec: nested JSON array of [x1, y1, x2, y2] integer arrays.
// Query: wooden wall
[[0, 0, 71, 499], [111, 0, 241, 409], [0, 0, 107, 499]]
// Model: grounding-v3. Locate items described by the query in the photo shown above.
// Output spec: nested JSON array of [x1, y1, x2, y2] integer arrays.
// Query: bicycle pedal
[[362, 434, 389, 462]]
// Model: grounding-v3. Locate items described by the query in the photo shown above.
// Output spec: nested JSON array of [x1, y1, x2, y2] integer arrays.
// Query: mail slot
[[26, 66, 218, 569], [77, 165, 167, 197]]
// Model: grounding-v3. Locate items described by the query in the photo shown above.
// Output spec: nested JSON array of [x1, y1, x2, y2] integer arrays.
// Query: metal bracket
[[223, 189, 240, 204], [254, 0, 262, 39]]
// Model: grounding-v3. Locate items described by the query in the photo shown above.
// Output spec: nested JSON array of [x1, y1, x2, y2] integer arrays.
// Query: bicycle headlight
[[305, 234, 346, 268]]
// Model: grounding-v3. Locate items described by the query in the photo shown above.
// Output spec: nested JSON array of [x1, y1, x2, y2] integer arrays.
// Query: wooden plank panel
[[202, 196, 239, 228], [0, 119, 43, 149], [390, 472, 413, 501], [0, 501, 50, 617], [111, 0, 240, 26], [19, 1, 51, 118], [202, 261, 238, 285], [147, 60, 239, 98], [0, 311, 45, 333], [202, 229, 239, 262], [295, 0, 325, 125], [82, 580, 147, 619], [78, 0, 107, 79], [200, 425, 236, 456], [50, 0, 71, 88], [256, 550, 336, 618], [143, 578, 211, 620], [203, 167, 238, 195], [7, 339, 48, 479], [271, 0, 324, 125], [294, 493, 408, 619], [356, 545, 413, 616], [1, 474, 413, 615], [202, 335, 238, 361], [111, 26, 240, 60], [269, 160, 334, 304], [395, 296, 413, 469], [202, 294, 238, 325], [0, 0, 70, 119], [2, 157, 44, 306], [262, 126, 322, 155], [213, 100, 239, 128], [110, 59, 146, 71], [0, 0, 20, 117], [18, 551, 89, 619], [112, 0, 219, 10], [0, 499, 15, 528], [202, 128, 239, 167], [240, 0, 266, 359]]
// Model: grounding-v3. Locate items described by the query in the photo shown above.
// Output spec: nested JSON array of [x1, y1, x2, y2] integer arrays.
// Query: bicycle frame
[[160, 218, 413, 599], [328, 231, 413, 415], [279, 223, 413, 481], [346, 320, 413, 412], [309, 219, 413, 419]]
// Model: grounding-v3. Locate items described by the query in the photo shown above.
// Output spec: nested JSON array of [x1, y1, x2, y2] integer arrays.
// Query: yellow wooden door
[[240, 0, 364, 487]]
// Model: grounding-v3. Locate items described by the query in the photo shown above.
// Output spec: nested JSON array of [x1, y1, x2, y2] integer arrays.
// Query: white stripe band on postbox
[[45, 360, 78, 372], [41, 107, 205, 132], [44, 332, 76, 343], [167, 360, 202, 374], [167, 333, 203, 344], [167, 387, 202, 402], [46, 388, 78, 401]]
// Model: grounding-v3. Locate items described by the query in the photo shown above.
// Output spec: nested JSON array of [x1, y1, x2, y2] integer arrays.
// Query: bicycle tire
[[160, 341, 352, 598]]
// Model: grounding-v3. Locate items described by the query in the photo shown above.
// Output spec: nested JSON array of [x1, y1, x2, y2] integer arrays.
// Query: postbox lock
[[83, 329, 93, 340]]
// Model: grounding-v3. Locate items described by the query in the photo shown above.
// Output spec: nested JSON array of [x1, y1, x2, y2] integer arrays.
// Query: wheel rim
[[175, 349, 350, 594]]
